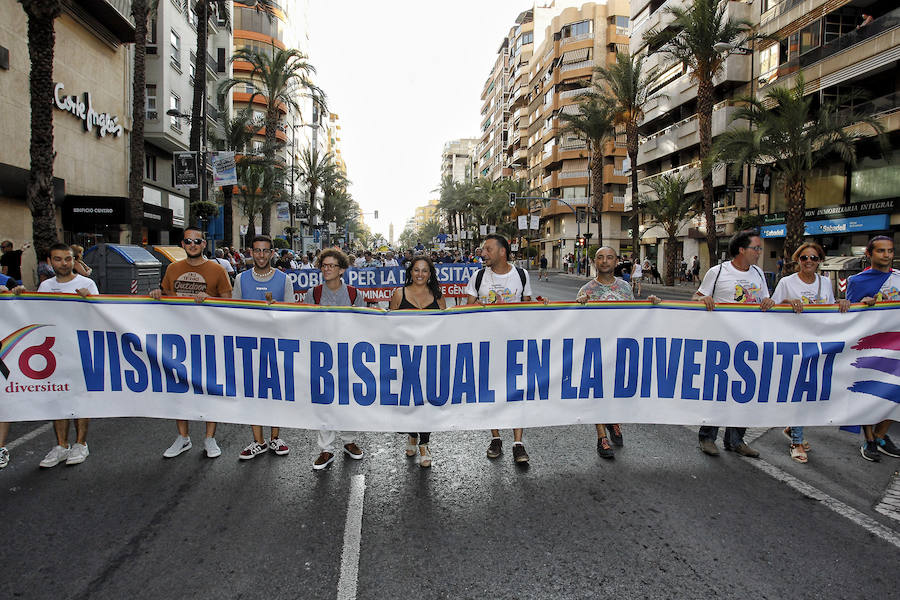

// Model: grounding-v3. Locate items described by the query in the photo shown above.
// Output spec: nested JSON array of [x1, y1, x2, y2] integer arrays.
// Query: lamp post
[[714, 38, 755, 215]]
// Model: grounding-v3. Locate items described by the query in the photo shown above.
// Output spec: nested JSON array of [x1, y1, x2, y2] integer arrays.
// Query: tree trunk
[[129, 0, 149, 245], [262, 107, 279, 238], [665, 232, 678, 286], [697, 77, 717, 268], [223, 185, 234, 248], [591, 139, 604, 247], [189, 1, 208, 213], [261, 202, 271, 235], [783, 176, 806, 273], [627, 123, 640, 259], [21, 0, 62, 260]]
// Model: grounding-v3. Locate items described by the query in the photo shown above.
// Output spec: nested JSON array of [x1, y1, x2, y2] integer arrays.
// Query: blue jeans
[[699, 426, 746, 448], [789, 426, 804, 445]]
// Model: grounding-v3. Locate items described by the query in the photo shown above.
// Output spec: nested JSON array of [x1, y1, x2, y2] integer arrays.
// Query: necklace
[[254, 267, 274, 277]]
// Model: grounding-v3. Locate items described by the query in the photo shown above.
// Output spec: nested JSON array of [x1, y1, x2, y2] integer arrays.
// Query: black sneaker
[[597, 437, 614, 459], [512, 443, 529, 464], [876, 435, 900, 458], [607, 424, 623, 447], [860, 441, 881, 462], [486, 438, 502, 459]]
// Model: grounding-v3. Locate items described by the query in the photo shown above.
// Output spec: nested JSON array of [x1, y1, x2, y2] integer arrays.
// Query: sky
[[308, 0, 533, 241]]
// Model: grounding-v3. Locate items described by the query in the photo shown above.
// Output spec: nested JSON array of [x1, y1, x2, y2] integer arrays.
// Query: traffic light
[[578, 237, 585, 247], [508, 192, 516, 207]]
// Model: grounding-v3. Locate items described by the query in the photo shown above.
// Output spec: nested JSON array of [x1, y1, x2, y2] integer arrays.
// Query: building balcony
[[638, 102, 745, 165], [637, 161, 729, 197], [561, 32, 594, 47], [542, 172, 559, 189], [602, 192, 626, 212], [603, 139, 628, 157], [512, 148, 528, 165], [602, 164, 628, 184], [558, 87, 590, 102], [559, 147, 589, 161], [541, 147, 559, 168], [607, 24, 630, 47]]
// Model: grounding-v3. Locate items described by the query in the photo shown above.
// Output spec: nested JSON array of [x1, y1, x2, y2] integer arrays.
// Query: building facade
[[629, 0, 899, 272], [441, 138, 478, 183], [0, 0, 135, 287]]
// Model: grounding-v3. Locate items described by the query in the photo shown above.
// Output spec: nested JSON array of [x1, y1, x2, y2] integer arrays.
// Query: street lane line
[[6, 423, 52, 450], [748, 457, 900, 549], [337, 474, 366, 600], [875, 475, 900, 523]]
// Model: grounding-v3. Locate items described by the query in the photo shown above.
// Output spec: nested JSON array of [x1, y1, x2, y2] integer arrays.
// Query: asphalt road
[[2, 273, 898, 599]]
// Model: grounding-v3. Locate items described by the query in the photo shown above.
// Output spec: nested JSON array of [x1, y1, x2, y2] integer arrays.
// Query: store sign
[[762, 199, 896, 225], [760, 214, 890, 238], [174, 152, 199, 188], [53, 83, 123, 138]]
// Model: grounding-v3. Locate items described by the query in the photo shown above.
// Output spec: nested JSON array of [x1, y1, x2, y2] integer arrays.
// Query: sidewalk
[[539, 269, 699, 302]]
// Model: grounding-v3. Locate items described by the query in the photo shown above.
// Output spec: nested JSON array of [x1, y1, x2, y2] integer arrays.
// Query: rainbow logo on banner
[[0, 324, 50, 379], [849, 332, 900, 404]]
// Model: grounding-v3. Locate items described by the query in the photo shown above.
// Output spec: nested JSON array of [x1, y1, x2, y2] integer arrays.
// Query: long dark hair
[[404, 255, 442, 299]]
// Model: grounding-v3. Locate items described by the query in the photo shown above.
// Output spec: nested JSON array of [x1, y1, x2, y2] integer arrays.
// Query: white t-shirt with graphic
[[697, 261, 769, 303], [38, 274, 99, 295], [466, 266, 532, 304], [873, 270, 900, 301], [771, 273, 835, 305]]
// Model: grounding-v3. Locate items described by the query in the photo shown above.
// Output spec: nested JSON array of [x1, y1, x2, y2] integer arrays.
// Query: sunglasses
[[182, 238, 204, 245], [798, 255, 820, 262]]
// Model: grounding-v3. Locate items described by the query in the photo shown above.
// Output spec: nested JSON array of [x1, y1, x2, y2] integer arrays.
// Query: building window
[[759, 45, 778, 76], [798, 20, 821, 55], [170, 30, 181, 67], [169, 94, 181, 130], [146, 84, 157, 119], [189, 51, 196, 83], [561, 20, 591, 39], [147, 17, 157, 48], [252, 141, 264, 154], [145, 155, 157, 181]]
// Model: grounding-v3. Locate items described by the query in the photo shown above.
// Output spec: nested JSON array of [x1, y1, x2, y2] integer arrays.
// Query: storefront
[[61, 196, 174, 248]]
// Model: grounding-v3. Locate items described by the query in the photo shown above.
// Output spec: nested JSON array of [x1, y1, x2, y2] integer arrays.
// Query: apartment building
[[143, 0, 233, 245], [630, 0, 898, 270], [477, 1, 632, 268], [326, 112, 346, 174], [442, 138, 479, 183], [414, 199, 440, 229]]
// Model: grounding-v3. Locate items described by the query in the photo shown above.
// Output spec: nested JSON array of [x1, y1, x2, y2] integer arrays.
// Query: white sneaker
[[268, 438, 290, 456], [40, 445, 70, 468], [0, 447, 9, 469], [65, 442, 89, 465], [204, 437, 222, 458], [163, 436, 192, 458], [239, 441, 267, 460]]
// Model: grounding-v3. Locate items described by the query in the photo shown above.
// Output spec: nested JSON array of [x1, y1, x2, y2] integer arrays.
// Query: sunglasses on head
[[798, 255, 820, 262], [183, 238, 204, 245]]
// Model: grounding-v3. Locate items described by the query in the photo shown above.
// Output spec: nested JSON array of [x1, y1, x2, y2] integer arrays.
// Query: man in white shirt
[[36, 243, 99, 468], [299, 254, 315, 269], [383, 252, 399, 267], [466, 234, 533, 464], [214, 249, 235, 277], [693, 231, 774, 458]]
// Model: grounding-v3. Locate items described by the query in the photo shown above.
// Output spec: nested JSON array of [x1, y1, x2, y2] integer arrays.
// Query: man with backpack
[[465, 234, 533, 464], [307, 248, 366, 470], [692, 230, 774, 458]]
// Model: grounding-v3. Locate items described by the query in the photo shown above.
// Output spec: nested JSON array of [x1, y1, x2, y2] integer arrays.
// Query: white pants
[[317, 430, 354, 453]]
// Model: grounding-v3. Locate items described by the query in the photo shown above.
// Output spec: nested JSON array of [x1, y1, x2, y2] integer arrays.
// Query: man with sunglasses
[[693, 230, 774, 458], [150, 226, 232, 459]]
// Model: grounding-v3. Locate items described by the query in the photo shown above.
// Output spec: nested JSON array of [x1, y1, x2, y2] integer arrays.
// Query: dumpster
[[83, 244, 162, 294], [150, 245, 187, 272], [819, 255, 864, 300]]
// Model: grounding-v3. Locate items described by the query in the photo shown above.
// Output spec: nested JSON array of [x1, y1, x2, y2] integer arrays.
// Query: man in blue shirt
[[233, 235, 295, 460]]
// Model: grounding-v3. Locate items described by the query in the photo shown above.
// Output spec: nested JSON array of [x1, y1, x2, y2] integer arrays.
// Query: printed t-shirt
[[771, 273, 835, 305], [697, 261, 769, 303], [577, 278, 634, 301], [465, 266, 532, 304], [161, 259, 232, 298]]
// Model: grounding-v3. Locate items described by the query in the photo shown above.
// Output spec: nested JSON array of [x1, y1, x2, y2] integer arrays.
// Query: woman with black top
[[389, 255, 446, 467]]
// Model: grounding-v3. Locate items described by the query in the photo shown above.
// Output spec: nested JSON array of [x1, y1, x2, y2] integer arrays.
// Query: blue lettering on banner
[[287, 263, 482, 291], [74, 331, 848, 410]]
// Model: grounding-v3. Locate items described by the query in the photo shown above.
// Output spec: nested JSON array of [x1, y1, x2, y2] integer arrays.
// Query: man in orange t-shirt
[[150, 226, 232, 459]]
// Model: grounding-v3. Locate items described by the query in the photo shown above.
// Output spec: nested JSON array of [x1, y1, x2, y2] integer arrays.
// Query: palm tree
[[235, 154, 284, 238], [644, 0, 758, 266], [19, 0, 62, 258], [297, 147, 338, 228], [642, 173, 696, 286], [221, 110, 256, 247], [594, 52, 662, 259], [128, 0, 155, 244], [559, 93, 618, 247], [219, 46, 325, 234], [709, 74, 886, 269]]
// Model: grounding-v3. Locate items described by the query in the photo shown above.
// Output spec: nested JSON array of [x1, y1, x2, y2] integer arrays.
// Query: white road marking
[[337, 474, 366, 600], [6, 422, 52, 450], [875, 475, 900, 523], [688, 426, 900, 546]]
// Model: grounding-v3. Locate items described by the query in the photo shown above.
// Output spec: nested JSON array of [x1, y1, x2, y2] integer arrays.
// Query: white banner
[[530, 215, 540, 230], [480, 225, 488, 236], [518, 215, 528, 230], [212, 151, 237, 187], [2, 296, 899, 431]]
